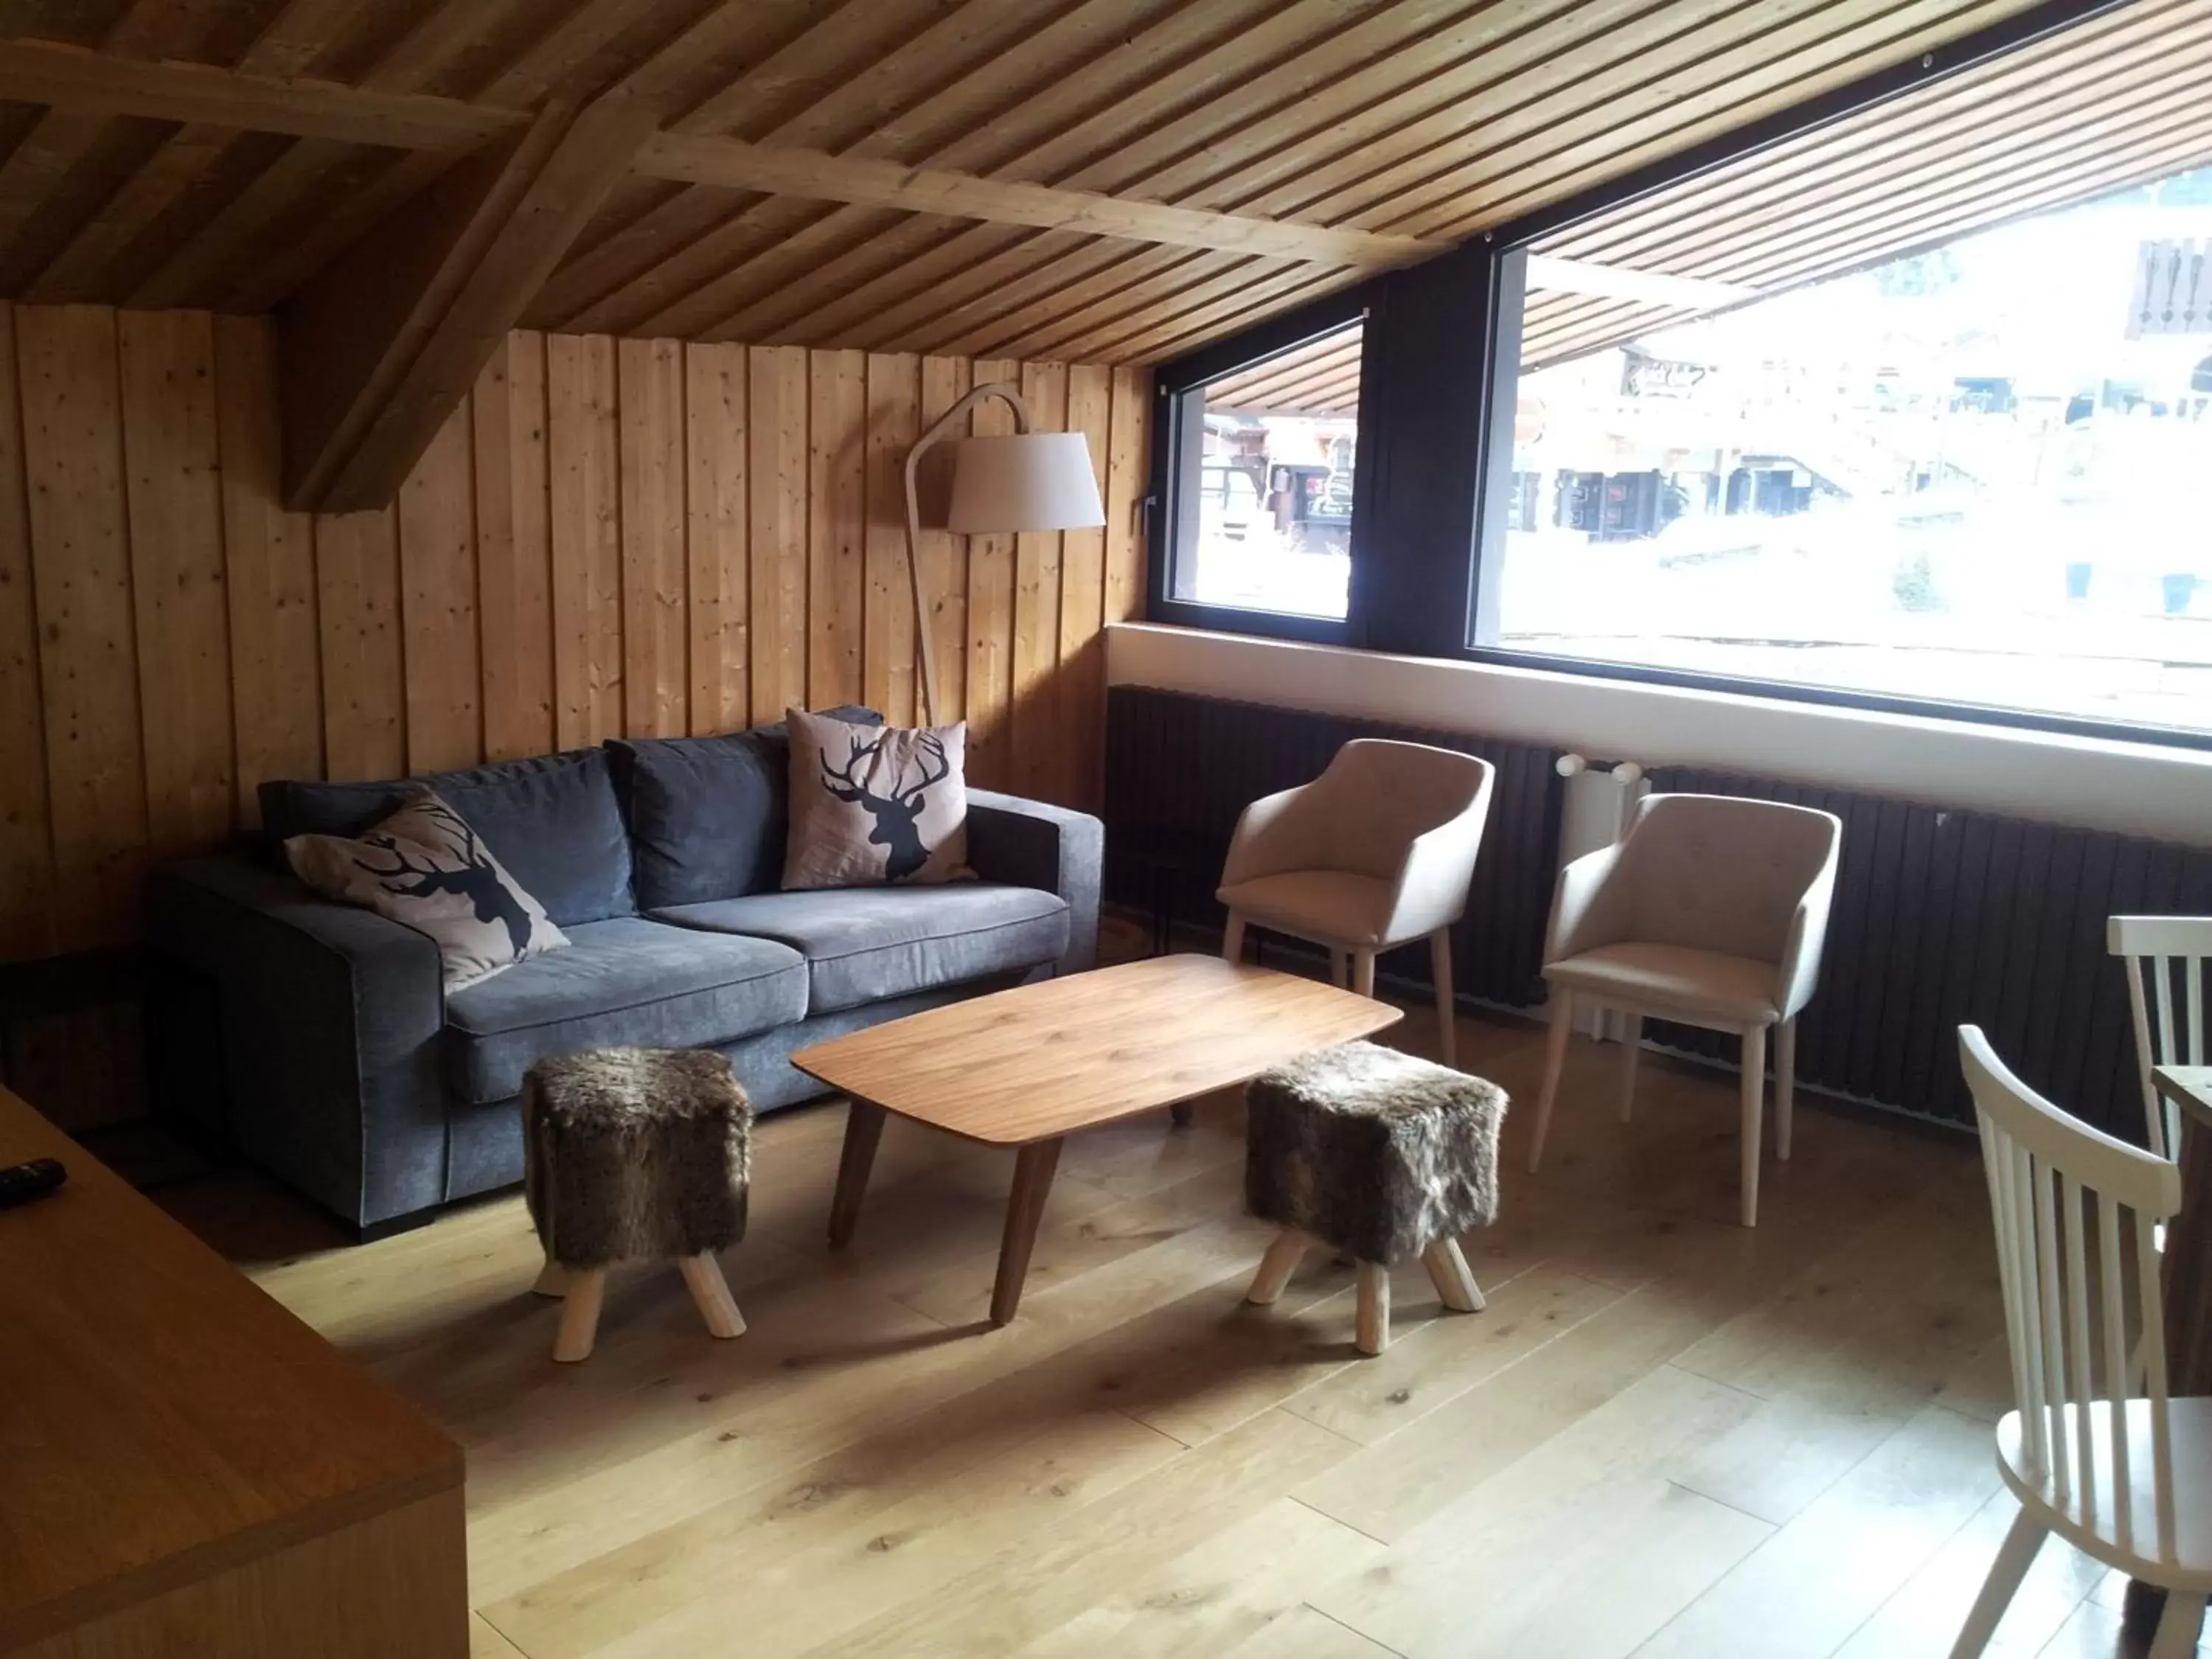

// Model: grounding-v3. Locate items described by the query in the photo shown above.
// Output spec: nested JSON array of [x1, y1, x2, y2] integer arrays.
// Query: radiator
[[1648, 766, 2212, 1141], [1102, 686, 1565, 1008]]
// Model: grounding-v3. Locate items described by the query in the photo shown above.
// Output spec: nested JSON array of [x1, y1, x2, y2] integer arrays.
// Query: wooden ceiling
[[0, 0, 2059, 374], [1520, 0, 2212, 369]]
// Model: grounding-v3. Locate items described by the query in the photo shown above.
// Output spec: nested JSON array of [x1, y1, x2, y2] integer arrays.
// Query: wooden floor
[[162, 942, 2206, 1659]]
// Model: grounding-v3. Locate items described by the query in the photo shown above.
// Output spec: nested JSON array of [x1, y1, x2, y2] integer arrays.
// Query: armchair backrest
[[1291, 740, 1493, 884], [1611, 793, 1841, 970]]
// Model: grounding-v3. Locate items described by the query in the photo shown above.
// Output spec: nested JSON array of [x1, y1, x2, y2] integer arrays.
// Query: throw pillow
[[285, 788, 569, 990], [782, 706, 969, 890]]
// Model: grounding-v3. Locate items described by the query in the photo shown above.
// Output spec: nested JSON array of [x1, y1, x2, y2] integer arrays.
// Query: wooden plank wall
[[0, 302, 1151, 970]]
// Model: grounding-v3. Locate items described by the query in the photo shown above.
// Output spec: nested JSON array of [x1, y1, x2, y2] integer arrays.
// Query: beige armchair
[[1524, 792, 1841, 1227], [1214, 739, 1495, 1065]]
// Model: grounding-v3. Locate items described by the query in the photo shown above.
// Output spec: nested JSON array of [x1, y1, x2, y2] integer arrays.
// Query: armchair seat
[[1206, 739, 1497, 1075], [1546, 943, 1781, 1026], [1217, 871, 1394, 949]]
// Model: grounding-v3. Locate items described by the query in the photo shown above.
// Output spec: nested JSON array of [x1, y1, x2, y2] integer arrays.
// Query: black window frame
[[1145, 0, 2212, 755], [1147, 285, 1379, 646]]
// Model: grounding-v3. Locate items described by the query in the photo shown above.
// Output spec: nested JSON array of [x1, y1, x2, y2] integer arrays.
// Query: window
[[1481, 165, 2212, 740], [1167, 321, 1363, 622]]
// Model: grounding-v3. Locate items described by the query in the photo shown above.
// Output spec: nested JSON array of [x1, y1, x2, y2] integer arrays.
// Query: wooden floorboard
[[161, 925, 2204, 1659]]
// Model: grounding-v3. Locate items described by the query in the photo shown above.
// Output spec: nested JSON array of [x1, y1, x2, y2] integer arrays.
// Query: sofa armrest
[[966, 790, 1104, 975], [145, 855, 448, 1231]]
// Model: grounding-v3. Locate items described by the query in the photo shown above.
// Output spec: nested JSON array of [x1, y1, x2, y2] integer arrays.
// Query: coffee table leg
[[990, 1138, 1063, 1326], [828, 1099, 886, 1248]]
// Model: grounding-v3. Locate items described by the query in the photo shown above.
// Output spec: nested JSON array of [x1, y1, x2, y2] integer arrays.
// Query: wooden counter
[[0, 1086, 467, 1658]]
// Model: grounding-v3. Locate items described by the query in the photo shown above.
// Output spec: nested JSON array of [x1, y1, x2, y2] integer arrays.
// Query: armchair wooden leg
[[1422, 1238, 1485, 1312], [1246, 1231, 1306, 1305], [1222, 911, 1247, 963], [1775, 1017, 1797, 1161], [1739, 1023, 1767, 1228], [1352, 950, 1376, 998], [1430, 929, 1456, 1068], [1354, 1261, 1391, 1355], [1527, 990, 1573, 1174], [532, 1257, 568, 1297], [1618, 1013, 1643, 1124], [552, 1267, 606, 1363]]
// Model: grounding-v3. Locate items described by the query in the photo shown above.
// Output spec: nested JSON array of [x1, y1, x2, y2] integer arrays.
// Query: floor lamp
[[903, 380, 1105, 726]]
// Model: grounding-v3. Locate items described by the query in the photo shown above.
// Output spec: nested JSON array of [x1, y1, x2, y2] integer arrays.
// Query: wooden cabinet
[[0, 1087, 467, 1658]]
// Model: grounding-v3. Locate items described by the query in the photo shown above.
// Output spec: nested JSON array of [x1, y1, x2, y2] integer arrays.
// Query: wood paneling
[[396, 403, 478, 774], [0, 305, 52, 958], [119, 308, 231, 858], [18, 304, 146, 950], [0, 301, 1147, 964], [548, 330, 621, 749], [472, 331, 554, 762], [215, 314, 319, 823], [684, 340, 746, 737]]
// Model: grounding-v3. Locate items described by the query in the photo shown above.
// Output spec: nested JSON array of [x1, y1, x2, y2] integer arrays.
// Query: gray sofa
[[145, 710, 1102, 1239]]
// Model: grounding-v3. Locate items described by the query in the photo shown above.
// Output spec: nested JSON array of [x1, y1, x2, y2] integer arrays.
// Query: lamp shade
[[945, 433, 1105, 532]]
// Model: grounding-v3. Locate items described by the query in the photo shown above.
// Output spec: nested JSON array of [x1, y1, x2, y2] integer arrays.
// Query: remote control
[[0, 1158, 66, 1210]]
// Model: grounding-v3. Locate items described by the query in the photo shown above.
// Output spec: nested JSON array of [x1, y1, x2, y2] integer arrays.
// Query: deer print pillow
[[285, 788, 569, 990], [783, 706, 969, 891]]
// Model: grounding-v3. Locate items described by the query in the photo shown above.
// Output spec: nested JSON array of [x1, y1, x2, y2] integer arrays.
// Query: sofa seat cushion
[[443, 918, 807, 1105], [652, 885, 1068, 1015]]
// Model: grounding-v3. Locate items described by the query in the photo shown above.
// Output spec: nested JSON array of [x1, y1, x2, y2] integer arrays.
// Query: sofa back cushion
[[259, 749, 634, 927], [608, 706, 881, 910]]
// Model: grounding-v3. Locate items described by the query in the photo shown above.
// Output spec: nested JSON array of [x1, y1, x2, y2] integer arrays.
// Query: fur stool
[[1242, 1039, 1507, 1355], [523, 1047, 752, 1363]]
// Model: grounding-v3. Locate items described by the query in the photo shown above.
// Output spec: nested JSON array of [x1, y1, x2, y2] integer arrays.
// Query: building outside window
[[1485, 165, 2212, 738], [1172, 321, 1362, 622]]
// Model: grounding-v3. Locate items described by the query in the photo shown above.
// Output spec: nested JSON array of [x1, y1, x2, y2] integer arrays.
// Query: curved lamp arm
[[903, 380, 1031, 725]]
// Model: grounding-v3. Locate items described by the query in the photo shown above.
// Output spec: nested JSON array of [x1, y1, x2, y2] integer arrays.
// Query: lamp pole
[[902, 380, 1033, 726]]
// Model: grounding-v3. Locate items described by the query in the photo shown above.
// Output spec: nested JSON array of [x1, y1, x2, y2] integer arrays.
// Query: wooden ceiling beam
[[279, 94, 656, 511], [0, 38, 519, 151], [0, 37, 1447, 272]]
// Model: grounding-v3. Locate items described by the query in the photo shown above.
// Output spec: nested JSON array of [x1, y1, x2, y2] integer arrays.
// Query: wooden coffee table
[[791, 953, 1401, 1326]]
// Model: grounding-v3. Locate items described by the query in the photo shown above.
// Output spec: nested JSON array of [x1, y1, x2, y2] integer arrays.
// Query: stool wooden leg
[[1247, 1231, 1306, 1305], [678, 1253, 746, 1339], [1430, 929, 1457, 1068], [1222, 911, 1247, 963], [1354, 1261, 1391, 1355], [1330, 949, 1349, 989], [532, 1257, 568, 1297], [1422, 1238, 1486, 1312], [1352, 951, 1377, 998], [552, 1267, 606, 1363]]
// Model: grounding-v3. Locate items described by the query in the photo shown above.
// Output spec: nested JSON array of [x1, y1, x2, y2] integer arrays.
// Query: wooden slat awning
[[1206, 324, 1363, 415], [1522, 0, 2212, 371]]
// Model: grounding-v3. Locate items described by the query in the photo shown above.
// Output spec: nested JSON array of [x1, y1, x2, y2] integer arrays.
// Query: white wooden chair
[[2110, 915, 2212, 1160], [1524, 792, 1842, 1227], [1214, 739, 1495, 1066], [1949, 1026, 2207, 1659]]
